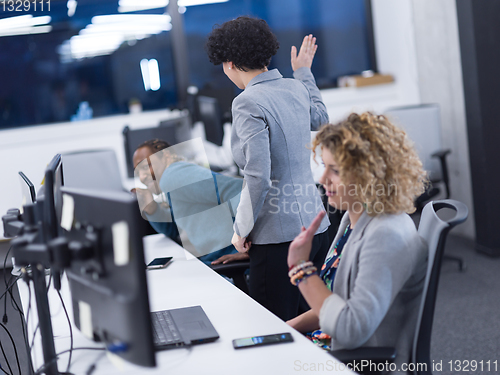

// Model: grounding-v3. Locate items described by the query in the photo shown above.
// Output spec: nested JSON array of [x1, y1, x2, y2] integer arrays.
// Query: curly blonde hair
[[313, 112, 427, 215]]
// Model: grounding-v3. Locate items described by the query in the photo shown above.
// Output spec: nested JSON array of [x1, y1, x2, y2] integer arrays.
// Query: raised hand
[[133, 188, 158, 215], [291, 34, 318, 72], [287, 211, 326, 268]]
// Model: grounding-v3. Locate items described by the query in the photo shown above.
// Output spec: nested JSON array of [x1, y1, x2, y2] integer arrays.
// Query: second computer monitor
[[60, 187, 156, 367], [18, 171, 36, 206], [42, 154, 64, 241], [197, 95, 224, 147], [123, 115, 190, 178]]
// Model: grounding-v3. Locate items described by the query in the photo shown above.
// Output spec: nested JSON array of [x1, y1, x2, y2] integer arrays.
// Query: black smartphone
[[232, 332, 293, 349], [146, 257, 173, 270]]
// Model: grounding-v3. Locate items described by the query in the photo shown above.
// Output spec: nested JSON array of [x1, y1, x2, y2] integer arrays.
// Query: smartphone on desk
[[146, 257, 173, 270], [232, 332, 293, 349]]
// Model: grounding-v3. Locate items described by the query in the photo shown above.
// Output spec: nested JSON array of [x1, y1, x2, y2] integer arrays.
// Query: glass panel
[[183, 0, 373, 112], [0, 0, 176, 128]]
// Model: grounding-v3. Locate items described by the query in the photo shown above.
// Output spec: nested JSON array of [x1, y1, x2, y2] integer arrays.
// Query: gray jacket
[[319, 211, 428, 374], [231, 67, 330, 244]]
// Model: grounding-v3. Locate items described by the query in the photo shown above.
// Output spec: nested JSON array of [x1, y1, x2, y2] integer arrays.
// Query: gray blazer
[[231, 67, 330, 244], [319, 211, 428, 374]]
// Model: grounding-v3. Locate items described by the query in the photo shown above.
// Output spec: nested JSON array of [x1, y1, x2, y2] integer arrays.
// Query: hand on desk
[[211, 252, 250, 265]]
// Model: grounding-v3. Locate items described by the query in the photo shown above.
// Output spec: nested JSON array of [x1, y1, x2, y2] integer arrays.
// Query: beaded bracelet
[[288, 259, 307, 271], [288, 261, 314, 278], [290, 265, 317, 286]]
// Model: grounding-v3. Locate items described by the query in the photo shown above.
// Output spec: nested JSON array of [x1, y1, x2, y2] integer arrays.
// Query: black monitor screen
[[60, 187, 156, 368], [18, 171, 36, 207], [198, 96, 224, 147], [123, 115, 191, 178], [43, 154, 63, 240]]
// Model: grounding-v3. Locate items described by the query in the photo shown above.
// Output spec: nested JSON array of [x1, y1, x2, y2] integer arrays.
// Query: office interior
[[0, 0, 499, 374]]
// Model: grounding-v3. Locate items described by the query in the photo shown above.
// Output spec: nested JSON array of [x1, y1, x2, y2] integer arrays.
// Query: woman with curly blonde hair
[[286, 113, 428, 373]]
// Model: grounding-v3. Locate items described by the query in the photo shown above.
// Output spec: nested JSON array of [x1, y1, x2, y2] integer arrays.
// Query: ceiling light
[[0, 15, 52, 37], [118, 0, 229, 13], [0, 25, 52, 37], [0, 15, 51, 31]]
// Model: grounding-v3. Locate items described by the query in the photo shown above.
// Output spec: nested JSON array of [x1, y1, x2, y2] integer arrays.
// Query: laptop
[[151, 305, 219, 349]]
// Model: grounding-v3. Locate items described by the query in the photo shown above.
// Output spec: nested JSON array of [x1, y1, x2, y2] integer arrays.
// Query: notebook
[[151, 305, 219, 349]]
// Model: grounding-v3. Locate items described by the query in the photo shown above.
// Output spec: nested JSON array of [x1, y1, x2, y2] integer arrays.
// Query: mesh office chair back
[[413, 199, 468, 375]]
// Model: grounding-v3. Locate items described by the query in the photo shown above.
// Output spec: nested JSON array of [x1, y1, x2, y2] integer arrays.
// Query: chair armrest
[[209, 261, 250, 295], [430, 149, 451, 159], [329, 347, 397, 364], [209, 261, 250, 276]]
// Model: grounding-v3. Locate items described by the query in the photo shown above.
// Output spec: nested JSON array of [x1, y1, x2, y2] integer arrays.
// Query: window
[[183, 0, 375, 114], [0, 0, 176, 128], [0, 0, 375, 129]]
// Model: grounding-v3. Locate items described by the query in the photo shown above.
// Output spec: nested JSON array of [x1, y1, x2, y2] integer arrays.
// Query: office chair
[[210, 261, 250, 295], [385, 105, 464, 271], [415, 149, 451, 212], [330, 199, 468, 375], [413, 149, 465, 271]]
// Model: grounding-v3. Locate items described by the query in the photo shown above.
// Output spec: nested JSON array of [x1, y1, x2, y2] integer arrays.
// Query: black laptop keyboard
[[151, 310, 182, 346]]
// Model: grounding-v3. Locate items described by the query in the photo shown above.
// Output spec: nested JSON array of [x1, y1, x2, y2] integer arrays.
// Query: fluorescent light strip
[[59, 13, 172, 60], [179, 0, 228, 6], [119, 0, 168, 13], [118, 0, 228, 13], [140, 59, 161, 91], [0, 15, 51, 31], [140, 59, 151, 91], [91, 14, 171, 24], [67, 0, 78, 17], [148, 59, 161, 91], [0, 25, 52, 37]]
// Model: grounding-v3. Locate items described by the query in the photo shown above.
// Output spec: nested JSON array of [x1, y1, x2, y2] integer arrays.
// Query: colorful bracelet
[[288, 259, 307, 271], [288, 261, 313, 278], [290, 265, 317, 286]]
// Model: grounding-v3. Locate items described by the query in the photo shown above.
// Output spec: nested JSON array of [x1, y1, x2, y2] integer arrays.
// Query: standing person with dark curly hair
[[205, 16, 330, 321], [286, 113, 428, 373]]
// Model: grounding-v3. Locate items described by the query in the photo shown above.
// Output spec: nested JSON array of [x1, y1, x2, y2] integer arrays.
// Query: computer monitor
[[197, 96, 224, 147], [59, 186, 156, 367], [42, 154, 64, 241], [18, 171, 36, 206], [123, 114, 190, 178]]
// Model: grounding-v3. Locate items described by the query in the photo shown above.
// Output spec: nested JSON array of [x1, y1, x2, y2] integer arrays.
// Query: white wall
[[411, 0, 475, 239], [0, 0, 475, 240], [321, 0, 421, 122]]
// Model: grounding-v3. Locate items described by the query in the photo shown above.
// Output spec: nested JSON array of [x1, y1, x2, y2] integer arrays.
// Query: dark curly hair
[[205, 16, 279, 71]]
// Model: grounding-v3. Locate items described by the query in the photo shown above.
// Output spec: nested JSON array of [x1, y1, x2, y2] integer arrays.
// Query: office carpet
[[0, 234, 499, 374], [430, 234, 500, 375]]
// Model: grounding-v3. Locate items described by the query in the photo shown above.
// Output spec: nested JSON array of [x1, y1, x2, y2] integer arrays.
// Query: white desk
[[18, 234, 353, 375]]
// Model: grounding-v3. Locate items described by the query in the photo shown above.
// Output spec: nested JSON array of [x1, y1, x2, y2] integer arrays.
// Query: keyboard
[[151, 310, 182, 347]]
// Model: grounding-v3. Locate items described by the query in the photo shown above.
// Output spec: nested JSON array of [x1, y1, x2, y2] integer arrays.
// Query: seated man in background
[[132, 139, 248, 265]]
